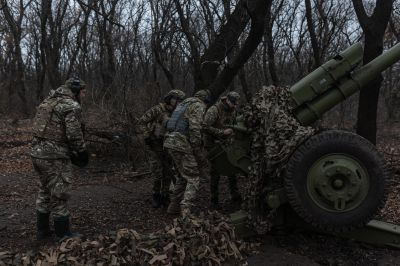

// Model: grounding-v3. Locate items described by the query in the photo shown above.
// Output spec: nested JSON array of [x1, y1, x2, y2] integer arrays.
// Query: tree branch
[[351, 0, 369, 28], [76, 0, 125, 28], [208, 0, 269, 98]]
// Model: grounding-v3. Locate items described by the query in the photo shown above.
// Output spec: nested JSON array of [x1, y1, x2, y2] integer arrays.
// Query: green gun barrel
[[290, 43, 363, 108], [292, 42, 400, 126]]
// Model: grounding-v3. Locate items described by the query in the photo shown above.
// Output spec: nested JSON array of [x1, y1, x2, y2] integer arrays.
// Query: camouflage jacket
[[30, 85, 86, 159], [164, 97, 206, 153], [137, 103, 171, 141], [202, 98, 236, 147]]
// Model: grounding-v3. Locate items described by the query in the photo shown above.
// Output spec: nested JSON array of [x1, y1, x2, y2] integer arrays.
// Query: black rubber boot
[[152, 193, 162, 208], [37, 211, 52, 240], [54, 216, 81, 241]]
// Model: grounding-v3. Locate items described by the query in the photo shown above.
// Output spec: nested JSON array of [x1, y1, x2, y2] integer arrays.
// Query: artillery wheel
[[284, 130, 389, 232]]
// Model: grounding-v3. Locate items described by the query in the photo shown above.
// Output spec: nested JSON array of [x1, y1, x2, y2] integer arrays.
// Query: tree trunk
[[265, 0, 278, 85], [199, 0, 250, 89], [352, 0, 394, 144], [37, 0, 51, 100], [305, 0, 322, 67], [1, 0, 28, 116], [208, 0, 270, 98]]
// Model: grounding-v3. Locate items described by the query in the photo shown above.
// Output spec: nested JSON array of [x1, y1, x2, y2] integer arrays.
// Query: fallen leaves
[[0, 212, 258, 265]]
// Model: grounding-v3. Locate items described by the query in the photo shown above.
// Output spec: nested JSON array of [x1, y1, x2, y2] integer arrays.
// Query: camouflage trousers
[[166, 148, 200, 209], [147, 145, 175, 197], [194, 148, 211, 202], [32, 158, 72, 218]]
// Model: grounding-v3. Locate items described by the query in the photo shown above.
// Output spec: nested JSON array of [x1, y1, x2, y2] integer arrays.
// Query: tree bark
[[199, 0, 250, 89], [37, 0, 51, 100], [390, 17, 400, 41], [98, 0, 118, 90], [1, 0, 28, 116], [265, 0, 279, 85], [352, 0, 394, 144], [150, 0, 176, 89], [173, 0, 203, 89], [208, 0, 270, 98], [67, 3, 91, 78], [45, 0, 67, 88], [305, 0, 322, 67]]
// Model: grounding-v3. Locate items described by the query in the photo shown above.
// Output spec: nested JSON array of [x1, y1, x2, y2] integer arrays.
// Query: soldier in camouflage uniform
[[203, 91, 242, 208], [31, 77, 89, 240], [137, 90, 186, 208], [164, 90, 211, 215]]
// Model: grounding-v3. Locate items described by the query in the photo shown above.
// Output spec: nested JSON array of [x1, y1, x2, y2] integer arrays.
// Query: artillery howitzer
[[209, 42, 400, 247]]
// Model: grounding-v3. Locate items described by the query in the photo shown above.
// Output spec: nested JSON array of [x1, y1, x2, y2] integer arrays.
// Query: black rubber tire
[[284, 130, 390, 233]]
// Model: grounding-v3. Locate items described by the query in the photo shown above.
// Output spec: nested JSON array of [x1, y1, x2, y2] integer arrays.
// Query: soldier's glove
[[71, 150, 89, 167]]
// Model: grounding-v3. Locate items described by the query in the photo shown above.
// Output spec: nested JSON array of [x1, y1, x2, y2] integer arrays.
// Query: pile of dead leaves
[[0, 212, 258, 265]]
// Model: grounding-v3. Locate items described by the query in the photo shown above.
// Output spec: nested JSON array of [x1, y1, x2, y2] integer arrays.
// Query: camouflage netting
[[242, 85, 315, 233], [0, 212, 258, 265]]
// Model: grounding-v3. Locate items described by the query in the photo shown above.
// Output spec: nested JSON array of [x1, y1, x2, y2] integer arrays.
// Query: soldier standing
[[203, 91, 242, 209], [31, 78, 88, 240], [164, 90, 211, 215], [137, 90, 186, 208]]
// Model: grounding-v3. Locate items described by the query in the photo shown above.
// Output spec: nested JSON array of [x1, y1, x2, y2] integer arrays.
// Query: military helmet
[[164, 89, 186, 101], [65, 77, 86, 94], [194, 89, 211, 101], [226, 91, 240, 105]]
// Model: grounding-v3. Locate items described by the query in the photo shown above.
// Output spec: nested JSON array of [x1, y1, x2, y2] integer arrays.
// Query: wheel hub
[[307, 154, 369, 212]]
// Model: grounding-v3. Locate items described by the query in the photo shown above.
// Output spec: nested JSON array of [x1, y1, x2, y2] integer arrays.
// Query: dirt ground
[[1, 118, 400, 265]]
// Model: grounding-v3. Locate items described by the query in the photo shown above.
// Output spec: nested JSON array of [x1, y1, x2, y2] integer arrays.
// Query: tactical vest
[[32, 97, 66, 142], [166, 98, 198, 134]]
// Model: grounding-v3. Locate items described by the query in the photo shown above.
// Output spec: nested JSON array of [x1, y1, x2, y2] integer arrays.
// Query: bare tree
[[0, 0, 398, 131], [173, 0, 270, 98], [207, 0, 270, 98], [264, 0, 285, 85], [0, 0, 30, 115], [352, 0, 394, 144], [150, 0, 176, 89], [305, 0, 322, 67]]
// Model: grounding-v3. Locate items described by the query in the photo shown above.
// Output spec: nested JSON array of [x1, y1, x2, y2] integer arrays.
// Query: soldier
[[203, 91, 242, 209], [137, 90, 186, 208], [164, 89, 211, 215], [31, 77, 88, 241]]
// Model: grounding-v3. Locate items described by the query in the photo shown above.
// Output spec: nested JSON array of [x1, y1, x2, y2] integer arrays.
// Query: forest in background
[[1, 1, 400, 263], [0, 0, 399, 143]]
